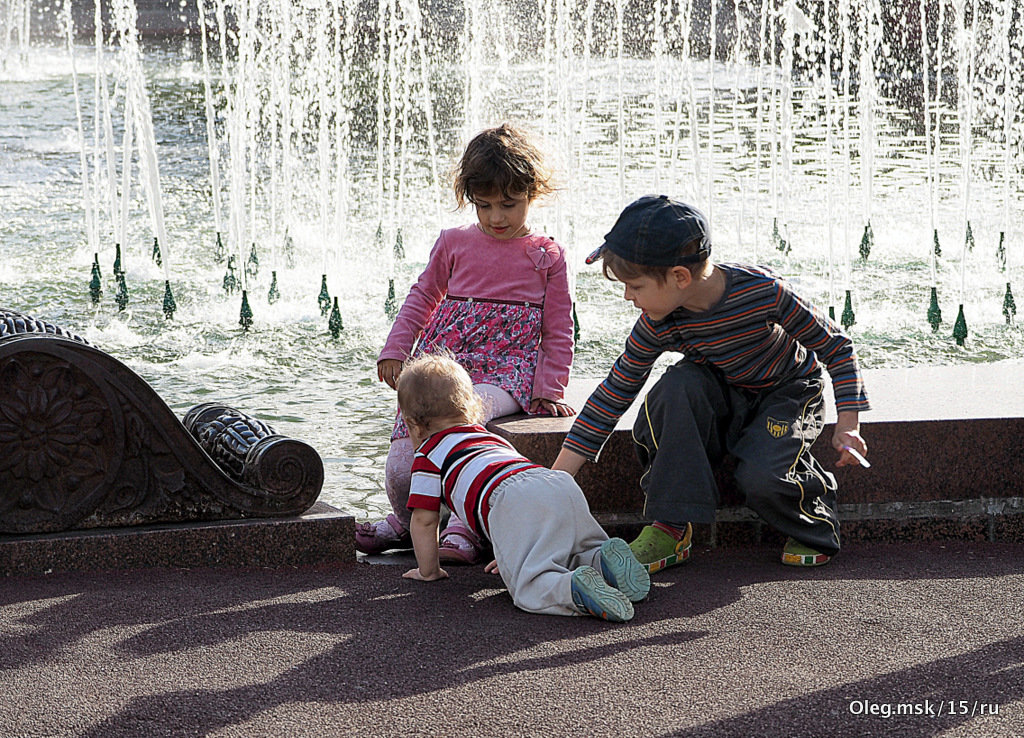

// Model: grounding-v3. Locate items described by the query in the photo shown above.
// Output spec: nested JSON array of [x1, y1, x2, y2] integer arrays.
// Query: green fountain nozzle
[[774, 222, 790, 255], [239, 289, 253, 331], [1003, 282, 1016, 325], [927, 286, 942, 331], [268, 270, 280, 304], [858, 221, 873, 261], [89, 260, 103, 304], [318, 274, 331, 316], [246, 242, 259, 278], [328, 296, 343, 338], [283, 229, 296, 269], [374, 223, 384, 250], [965, 221, 975, 252], [841, 290, 855, 330], [393, 228, 405, 261], [997, 231, 1006, 271], [115, 272, 129, 312], [572, 302, 581, 343], [223, 254, 239, 294], [952, 304, 968, 346], [214, 232, 225, 263], [933, 229, 941, 258], [113, 243, 123, 276], [152, 237, 162, 267], [162, 280, 176, 320], [384, 278, 398, 319]]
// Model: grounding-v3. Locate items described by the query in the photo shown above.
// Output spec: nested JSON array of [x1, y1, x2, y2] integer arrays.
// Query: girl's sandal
[[354, 513, 412, 554], [437, 528, 483, 565]]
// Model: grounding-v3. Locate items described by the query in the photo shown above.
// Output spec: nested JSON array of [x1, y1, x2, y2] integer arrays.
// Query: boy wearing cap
[[552, 195, 870, 571]]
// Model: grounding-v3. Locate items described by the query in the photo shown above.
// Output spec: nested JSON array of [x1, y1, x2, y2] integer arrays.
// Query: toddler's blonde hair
[[397, 353, 484, 429]]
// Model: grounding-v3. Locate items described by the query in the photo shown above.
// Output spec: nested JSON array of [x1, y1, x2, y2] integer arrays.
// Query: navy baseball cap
[[586, 195, 711, 266]]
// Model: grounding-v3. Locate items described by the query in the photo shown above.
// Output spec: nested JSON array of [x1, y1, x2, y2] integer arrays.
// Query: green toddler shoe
[[570, 566, 634, 622], [599, 537, 651, 602]]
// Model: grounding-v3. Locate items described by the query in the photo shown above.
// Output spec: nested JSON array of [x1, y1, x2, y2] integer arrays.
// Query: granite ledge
[[0, 501, 354, 578], [489, 363, 1024, 544]]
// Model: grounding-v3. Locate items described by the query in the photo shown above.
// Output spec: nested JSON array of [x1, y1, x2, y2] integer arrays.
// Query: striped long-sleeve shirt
[[407, 424, 542, 539], [564, 263, 871, 460]]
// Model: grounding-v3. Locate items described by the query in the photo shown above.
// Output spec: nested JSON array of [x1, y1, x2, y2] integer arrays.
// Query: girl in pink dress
[[356, 123, 576, 563]]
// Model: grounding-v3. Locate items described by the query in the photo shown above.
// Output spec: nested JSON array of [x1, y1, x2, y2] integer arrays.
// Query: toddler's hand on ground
[[377, 359, 403, 389], [403, 567, 449, 582], [529, 398, 576, 417], [484, 559, 500, 575]]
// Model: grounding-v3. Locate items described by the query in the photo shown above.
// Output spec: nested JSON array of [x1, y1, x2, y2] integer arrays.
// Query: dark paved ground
[[1, 541, 1021, 738]]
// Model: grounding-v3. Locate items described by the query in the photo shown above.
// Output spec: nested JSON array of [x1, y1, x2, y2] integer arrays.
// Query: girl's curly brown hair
[[453, 123, 556, 207]]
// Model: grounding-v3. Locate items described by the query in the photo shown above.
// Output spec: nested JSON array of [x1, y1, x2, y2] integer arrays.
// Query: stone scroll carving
[[0, 309, 324, 535], [183, 403, 324, 505]]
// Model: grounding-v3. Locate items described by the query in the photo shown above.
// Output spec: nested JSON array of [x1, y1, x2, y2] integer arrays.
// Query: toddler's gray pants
[[488, 467, 609, 616]]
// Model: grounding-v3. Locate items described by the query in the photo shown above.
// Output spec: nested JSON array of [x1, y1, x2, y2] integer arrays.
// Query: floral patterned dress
[[391, 295, 543, 440], [380, 224, 574, 443]]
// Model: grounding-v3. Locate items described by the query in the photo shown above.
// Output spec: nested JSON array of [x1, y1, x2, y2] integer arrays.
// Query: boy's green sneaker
[[570, 566, 634, 622], [628, 523, 692, 574], [781, 537, 831, 567], [599, 537, 651, 602]]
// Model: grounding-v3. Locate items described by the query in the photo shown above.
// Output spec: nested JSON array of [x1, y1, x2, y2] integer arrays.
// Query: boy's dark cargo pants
[[632, 360, 841, 556]]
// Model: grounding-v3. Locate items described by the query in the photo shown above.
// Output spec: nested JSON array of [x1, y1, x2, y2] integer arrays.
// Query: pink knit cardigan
[[379, 223, 574, 402]]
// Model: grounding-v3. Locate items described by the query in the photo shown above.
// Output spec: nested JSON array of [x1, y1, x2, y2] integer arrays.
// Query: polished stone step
[[490, 363, 1024, 547], [1, 501, 354, 577]]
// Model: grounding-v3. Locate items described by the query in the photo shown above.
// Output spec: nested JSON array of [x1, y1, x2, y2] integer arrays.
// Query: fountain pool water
[[1, 0, 1022, 519]]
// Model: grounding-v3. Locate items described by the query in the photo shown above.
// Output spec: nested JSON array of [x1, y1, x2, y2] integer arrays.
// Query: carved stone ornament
[[0, 309, 324, 534]]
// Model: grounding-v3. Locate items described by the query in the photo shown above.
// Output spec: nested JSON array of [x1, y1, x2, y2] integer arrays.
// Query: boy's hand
[[484, 559, 500, 575], [530, 398, 576, 417], [403, 567, 449, 582], [551, 447, 587, 476], [832, 410, 867, 468], [377, 359, 403, 389]]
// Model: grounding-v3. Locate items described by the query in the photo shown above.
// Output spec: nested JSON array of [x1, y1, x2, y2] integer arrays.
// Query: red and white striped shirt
[[407, 424, 541, 540]]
